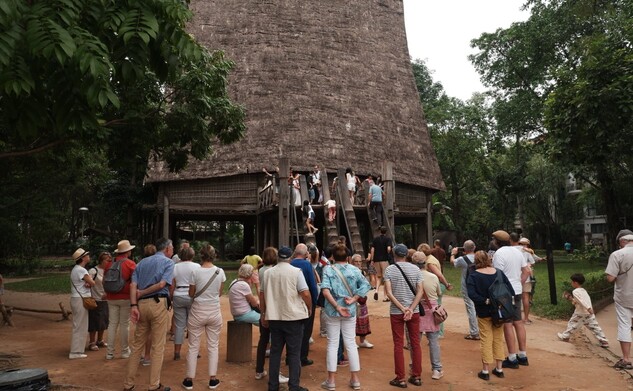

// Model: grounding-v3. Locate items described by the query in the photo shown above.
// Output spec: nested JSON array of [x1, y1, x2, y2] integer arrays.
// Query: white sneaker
[[265, 349, 270, 357], [309, 337, 315, 344], [105, 353, 114, 360], [255, 371, 267, 380], [121, 348, 131, 359], [69, 353, 87, 359], [431, 369, 444, 380], [279, 374, 289, 384], [359, 341, 374, 349]]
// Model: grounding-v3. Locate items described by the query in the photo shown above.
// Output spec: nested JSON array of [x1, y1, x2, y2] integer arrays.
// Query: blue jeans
[[421, 331, 442, 371], [234, 309, 260, 325], [268, 320, 304, 391]]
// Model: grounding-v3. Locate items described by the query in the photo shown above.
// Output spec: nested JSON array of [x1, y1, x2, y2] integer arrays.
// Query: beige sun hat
[[114, 240, 136, 254], [72, 248, 89, 261]]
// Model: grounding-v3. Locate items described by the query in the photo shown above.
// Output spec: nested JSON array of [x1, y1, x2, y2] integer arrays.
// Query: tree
[[469, 0, 633, 248], [0, 0, 245, 168]]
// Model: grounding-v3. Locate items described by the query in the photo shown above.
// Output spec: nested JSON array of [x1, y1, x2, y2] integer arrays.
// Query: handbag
[[423, 291, 448, 325], [72, 280, 98, 310], [392, 263, 425, 316]]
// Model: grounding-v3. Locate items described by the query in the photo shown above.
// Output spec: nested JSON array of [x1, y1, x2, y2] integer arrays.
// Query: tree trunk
[[596, 166, 620, 252]]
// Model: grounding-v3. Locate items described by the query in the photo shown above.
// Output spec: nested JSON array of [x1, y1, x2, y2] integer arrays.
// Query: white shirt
[[191, 266, 226, 304], [493, 246, 527, 295], [70, 265, 90, 298], [173, 261, 200, 297]]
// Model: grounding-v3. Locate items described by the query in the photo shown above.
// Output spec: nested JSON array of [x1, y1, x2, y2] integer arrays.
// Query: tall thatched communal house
[[145, 0, 444, 256]]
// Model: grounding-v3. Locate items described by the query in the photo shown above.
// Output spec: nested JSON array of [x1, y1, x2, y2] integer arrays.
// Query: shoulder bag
[[423, 291, 448, 325], [194, 268, 221, 299], [330, 264, 359, 311], [72, 280, 97, 310], [392, 263, 425, 316]]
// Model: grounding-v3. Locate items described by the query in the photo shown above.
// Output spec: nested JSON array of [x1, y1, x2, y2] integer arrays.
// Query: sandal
[[407, 376, 422, 386], [389, 378, 407, 388], [96, 340, 107, 347], [614, 359, 633, 370], [464, 334, 481, 340], [88, 343, 99, 351]]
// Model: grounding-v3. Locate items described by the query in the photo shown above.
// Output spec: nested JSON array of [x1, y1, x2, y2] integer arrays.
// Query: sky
[[403, 0, 529, 101]]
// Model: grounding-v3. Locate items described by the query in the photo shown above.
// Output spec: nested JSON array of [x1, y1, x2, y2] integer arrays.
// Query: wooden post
[[0, 304, 14, 327], [278, 158, 290, 247], [226, 320, 253, 362], [426, 198, 433, 246], [162, 192, 170, 239], [382, 161, 395, 238]]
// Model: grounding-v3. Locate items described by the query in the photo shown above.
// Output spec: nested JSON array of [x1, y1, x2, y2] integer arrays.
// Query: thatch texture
[[146, 0, 444, 191]]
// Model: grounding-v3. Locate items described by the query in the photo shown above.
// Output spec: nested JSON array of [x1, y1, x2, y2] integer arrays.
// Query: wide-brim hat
[[114, 240, 136, 254], [72, 248, 89, 261]]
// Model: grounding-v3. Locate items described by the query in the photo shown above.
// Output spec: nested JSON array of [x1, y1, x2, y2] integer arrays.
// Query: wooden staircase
[[337, 168, 365, 257], [364, 179, 395, 239]]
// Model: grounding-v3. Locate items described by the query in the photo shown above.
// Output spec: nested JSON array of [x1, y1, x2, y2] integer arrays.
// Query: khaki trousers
[[124, 297, 170, 390], [107, 299, 131, 356]]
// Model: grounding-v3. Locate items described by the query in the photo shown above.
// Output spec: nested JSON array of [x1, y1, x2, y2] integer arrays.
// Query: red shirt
[[104, 255, 137, 300]]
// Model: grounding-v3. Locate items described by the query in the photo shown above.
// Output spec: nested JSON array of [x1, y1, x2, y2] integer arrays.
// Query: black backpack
[[103, 259, 126, 293], [488, 270, 515, 326], [462, 255, 476, 280]]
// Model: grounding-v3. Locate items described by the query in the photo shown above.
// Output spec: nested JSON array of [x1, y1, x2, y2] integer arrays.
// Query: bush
[[571, 244, 607, 265], [0, 258, 43, 276]]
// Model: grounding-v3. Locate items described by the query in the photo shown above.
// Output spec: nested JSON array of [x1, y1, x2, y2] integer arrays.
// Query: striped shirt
[[384, 262, 424, 315]]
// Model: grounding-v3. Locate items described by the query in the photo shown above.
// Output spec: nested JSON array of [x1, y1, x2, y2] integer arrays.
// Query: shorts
[[364, 260, 376, 275], [347, 182, 355, 191], [522, 282, 533, 293]]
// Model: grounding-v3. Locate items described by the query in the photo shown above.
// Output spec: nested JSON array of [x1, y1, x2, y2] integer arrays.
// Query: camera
[[454, 247, 465, 258]]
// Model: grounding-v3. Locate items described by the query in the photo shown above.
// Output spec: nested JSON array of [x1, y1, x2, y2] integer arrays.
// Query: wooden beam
[[278, 158, 290, 247]]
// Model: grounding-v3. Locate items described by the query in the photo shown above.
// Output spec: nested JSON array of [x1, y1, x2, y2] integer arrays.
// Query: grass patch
[[5, 270, 240, 295], [442, 252, 608, 320]]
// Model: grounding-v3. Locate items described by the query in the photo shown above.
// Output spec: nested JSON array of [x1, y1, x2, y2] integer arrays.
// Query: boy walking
[[557, 273, 609, 348]]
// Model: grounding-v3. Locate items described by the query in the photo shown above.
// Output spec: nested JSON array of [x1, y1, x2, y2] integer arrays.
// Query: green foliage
[[570, 244, 607, 265], [0, 258, 42, 276]]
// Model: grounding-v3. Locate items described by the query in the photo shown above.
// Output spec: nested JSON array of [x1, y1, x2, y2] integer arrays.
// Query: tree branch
[[0, 139, 67, 159]]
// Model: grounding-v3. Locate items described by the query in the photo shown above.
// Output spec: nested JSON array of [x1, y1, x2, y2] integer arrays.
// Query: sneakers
[[255, 371, 267, 380], [96, 340, 107, 347], [320, 380, 335, 391], [106, 353, 114, 360], [208, 379, 220, 389], [492, 368, 505, 378], [68, 353, 87, 359], [517, 356, 529, 366], [88, 343, 99, 351], [431, 370, 444, 380], [349, 380, 361, 390], [301, 358, 314, 366], [279, 374, 289, 384], [557, 332, 570, 342], [309, 337, 315, 344], [502, 357, 520, 369], [358, 340, 374, 349], [141, 358, 151, 366], [182, 379, 193, 390], [122, 348, 131, 359]]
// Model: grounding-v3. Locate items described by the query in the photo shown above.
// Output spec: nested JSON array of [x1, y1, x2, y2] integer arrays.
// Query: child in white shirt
[[557, 273, 609, 347]]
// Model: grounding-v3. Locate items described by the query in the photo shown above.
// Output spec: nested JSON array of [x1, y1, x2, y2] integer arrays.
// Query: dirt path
[[1, 286, 632, 391]]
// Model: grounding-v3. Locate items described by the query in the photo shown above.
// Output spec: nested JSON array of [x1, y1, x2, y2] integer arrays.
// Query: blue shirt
[[369, 184, 383, 203], [291, 257, 319, 305], [132, 251, 174, 297], [321, 263, 371, 317]]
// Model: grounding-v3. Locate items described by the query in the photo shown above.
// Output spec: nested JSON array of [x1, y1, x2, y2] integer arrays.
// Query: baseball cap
[[393, 244, 408, 257], [278, 246, 293, 260]]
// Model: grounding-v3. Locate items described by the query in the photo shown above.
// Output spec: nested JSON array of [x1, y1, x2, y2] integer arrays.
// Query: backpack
[[103, 259, 126, 293], [488, 270, 515, 326], [462, 255, 476, 280]]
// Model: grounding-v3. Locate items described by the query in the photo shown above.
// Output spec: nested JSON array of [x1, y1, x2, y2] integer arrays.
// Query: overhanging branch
[[0, 139, 67, 159]]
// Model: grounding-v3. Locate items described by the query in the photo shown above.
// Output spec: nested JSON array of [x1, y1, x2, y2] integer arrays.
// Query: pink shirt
[[228, 280, 253, 317]]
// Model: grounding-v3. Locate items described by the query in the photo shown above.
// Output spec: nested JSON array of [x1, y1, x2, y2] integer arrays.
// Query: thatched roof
[[146, 0, 444, 191]]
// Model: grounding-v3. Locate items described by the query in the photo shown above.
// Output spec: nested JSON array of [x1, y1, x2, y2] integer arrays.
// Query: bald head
[[294, 243, 308, 258]]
